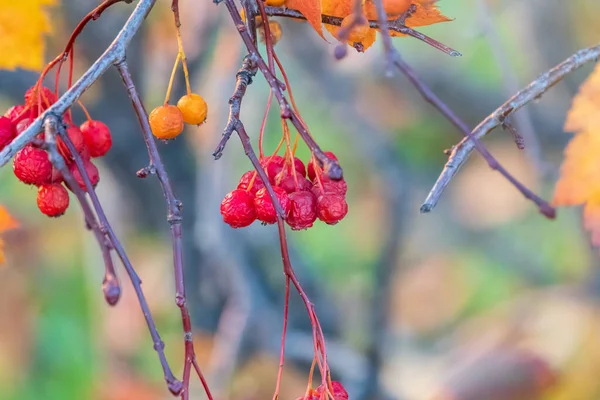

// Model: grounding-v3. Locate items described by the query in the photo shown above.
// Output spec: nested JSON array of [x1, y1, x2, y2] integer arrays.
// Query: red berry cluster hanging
[[2, 85, 112, 217], [220, 151, 348, 230]]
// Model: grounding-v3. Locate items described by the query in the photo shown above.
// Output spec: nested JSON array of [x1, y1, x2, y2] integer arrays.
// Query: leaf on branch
[[286, 0, 326, 39], [553, 64, 600, 246], [287, 0, 452, 51], [0, 0, 57, 71], [0, 205, 19, 265]]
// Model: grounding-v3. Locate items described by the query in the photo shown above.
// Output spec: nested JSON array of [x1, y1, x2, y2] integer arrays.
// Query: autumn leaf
[[286, 0, 326, 39], [0, 205, 19, 265], [285, 0, 452, 51], [0, 0, 57, 71], [553, 63, 600, 246]]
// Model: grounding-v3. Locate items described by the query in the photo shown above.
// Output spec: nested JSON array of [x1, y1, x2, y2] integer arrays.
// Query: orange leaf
[[286, 0, 326, 39], [318, 0, 452, 48], [0, 205, 18, 265], [553, 64, 600, 247]]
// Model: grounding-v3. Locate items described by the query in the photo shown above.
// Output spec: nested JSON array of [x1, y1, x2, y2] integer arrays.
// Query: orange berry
[[266, 0, 286, 7], [259, 21, 283, 45], [148, 105, 184, 140], [339, 15, 370, 43], [177, 93, 208, 125]]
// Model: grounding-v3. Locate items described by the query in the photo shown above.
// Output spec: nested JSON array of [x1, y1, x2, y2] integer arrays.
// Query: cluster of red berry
[[296, 381, 348, 400], [220, 152, 348, 230], [1, 86, 112, 217]]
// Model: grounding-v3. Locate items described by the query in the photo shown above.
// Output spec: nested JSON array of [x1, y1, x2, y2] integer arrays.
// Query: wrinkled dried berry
[[37, 183, 70, 217], [0, 116, 16, 150], [286, 191, 317, 230], [220, 189, 257, 228], [254, 186, 291, 224], [237, 170, 265, 196], [279, 175, 312, 194], [13, 145, 52, 186], [317, 194, 348, 225]]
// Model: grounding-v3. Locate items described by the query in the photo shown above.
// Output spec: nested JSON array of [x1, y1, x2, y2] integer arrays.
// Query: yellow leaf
[[0, 0, 57, 71], [0, 205, 18, 265], [553, 63, 600, 247]]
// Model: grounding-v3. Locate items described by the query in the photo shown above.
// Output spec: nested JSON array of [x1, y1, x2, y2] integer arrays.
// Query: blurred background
[[1, 0, 599, 399]]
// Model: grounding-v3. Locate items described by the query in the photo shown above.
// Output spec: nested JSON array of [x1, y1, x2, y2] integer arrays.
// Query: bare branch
[[422, 43, 600, 212], [43, 115, 121, 306], [115, 60, 213, 400], [43, 114, 183, 395]]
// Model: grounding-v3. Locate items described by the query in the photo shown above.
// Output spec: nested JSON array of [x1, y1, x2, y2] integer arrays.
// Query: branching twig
[[212, 57, 286, 217], [115, 60, 213, 400], [220, 0, 343, 180], [43, 114, 183, 395], [42, 115, 121, 306], [366, 0, 556, 218], [422, 43, 600, 212]]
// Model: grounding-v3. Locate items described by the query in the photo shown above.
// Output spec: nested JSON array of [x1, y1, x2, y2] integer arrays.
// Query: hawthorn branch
[[212, 57, 286, 217], [221, 0, 343, 180], [43, 114, 183, 395], [366, 0, 556, 218], [42, 115, 120, 306], [115, 60, 213, 400], [0, 0, 156, 167], [263, 6, 461, 57], [422, 43, 600, 212]]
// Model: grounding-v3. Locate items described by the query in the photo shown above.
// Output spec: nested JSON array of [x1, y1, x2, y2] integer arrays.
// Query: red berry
[[279, 175, 312, 194], [260, 155, 284, 184], [68, 160, 99, 192], [0, 116, 16, 150], [311, 179, 347, 197], [237, 170, 265, 196], [220, 189, 256, 228], [80, 120, 112, 157], [15, 118, 34, 135], [4, 105, 31, 125], [24, 86, 57, 109], [287, 191, 317, 230], [317, 194, 348, 225], [254, 186, 291, 224], [13, 145, 52, 186], [308, 151, 338, 181], [37, 183, 70, 217], [283, 157, 306, 178], [58, 125, 85, 160], [315, 381, 348, 400]]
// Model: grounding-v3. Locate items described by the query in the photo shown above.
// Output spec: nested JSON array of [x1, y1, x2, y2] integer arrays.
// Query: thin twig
[[43, 114, 183, 395], [42, 115, 121, 306], [212, 56, 285, 217], [115, 60, 213, 400], [421, 43, 600, 212]]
